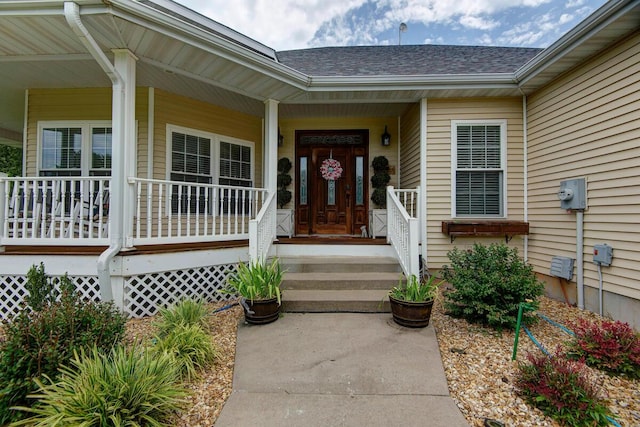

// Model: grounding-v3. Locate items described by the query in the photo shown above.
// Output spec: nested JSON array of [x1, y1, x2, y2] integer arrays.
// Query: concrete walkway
[[215, 313, 469, 427]]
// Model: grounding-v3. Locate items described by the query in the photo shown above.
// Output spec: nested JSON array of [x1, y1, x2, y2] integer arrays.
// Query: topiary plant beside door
[[369, 156, 390, 237], [276, 157, 294, 237]]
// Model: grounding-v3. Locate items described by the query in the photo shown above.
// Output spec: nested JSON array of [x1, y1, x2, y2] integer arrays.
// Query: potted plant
[[276, 157, 294, 237], [226, 258, 284, 325], [369, 156, 390, 237], [388, 274, 441, 328]]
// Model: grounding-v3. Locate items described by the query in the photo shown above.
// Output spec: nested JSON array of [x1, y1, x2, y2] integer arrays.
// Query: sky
[[176, 0, 609, 52]]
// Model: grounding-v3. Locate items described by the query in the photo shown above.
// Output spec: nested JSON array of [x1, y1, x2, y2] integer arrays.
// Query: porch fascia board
[[515, 0, 640, 90], [107, 1, 311, 89], [307, 73, 517, 89]]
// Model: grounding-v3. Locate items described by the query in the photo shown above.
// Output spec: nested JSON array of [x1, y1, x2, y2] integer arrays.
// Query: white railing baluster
[[387, 186, 420, 279]]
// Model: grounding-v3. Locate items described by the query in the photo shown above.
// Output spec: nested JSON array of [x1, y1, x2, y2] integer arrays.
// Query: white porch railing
[[248, 191, 276, 262], [387, 186, 420, 278], [129, 177, 268, 245], [394, 188, 419, 218], [0, 176, 110, 246]]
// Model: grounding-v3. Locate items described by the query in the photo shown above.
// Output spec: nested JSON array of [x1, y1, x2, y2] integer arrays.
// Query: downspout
[[521, 93, 529, 262], [64, 1, 123, 301]]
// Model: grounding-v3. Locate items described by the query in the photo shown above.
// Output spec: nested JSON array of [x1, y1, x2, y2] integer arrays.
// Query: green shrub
[[12, 346, 187, 426], [153, 323, 218, 381], [565, 318, 640, 379], [0, 265, 126, 425], [155, 298, 210, 336], [515, 352, 615, 427], [441, 243, 544, 330]]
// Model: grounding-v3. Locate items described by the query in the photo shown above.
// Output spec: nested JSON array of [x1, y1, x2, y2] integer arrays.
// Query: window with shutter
[[167, 125, 254, 215], [452, 121, 505, 217]]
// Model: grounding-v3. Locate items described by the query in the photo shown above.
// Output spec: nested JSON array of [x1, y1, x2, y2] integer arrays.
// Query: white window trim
[[37, 120, 112, 176], [450, 119, 508, 218], [166, 124, 255, 185]]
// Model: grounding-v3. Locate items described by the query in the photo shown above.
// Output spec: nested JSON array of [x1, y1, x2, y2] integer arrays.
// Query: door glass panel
[[300, 157, 307, 205], [356, 156, 364, 205], [327, 180, 335, 205]]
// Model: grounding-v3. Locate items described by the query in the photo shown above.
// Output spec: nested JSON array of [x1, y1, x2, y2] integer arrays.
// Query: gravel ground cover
[[4, 296, 637, 426], [431, 295, 640, 427]]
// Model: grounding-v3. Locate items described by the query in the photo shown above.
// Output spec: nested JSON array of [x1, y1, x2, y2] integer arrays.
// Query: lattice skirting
[[0, 275, 101, 320], [124, 263, 237, 318], [1, 264, 237, 320]]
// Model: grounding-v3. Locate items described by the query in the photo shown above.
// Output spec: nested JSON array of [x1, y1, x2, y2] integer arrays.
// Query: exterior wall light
[[381, 125, 391, 146]]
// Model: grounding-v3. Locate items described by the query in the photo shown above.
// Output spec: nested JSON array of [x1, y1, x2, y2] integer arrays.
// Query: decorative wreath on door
[[320, 158, 343, 181]]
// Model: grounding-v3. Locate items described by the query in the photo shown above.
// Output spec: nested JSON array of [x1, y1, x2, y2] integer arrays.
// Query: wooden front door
[[295, 130, 368, 235]]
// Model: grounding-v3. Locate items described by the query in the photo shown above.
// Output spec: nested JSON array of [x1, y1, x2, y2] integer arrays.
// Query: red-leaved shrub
[[566, 318, 640, 379], [515, 352, 615, 427]]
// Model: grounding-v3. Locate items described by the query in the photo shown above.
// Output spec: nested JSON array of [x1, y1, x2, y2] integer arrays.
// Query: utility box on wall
[[558, 178, 586, 210], [593, 243, 613, 266], [550, 256, 574, 281]]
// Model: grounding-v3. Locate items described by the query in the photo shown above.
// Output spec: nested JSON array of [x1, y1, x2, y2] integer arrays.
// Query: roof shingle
[[276, 44, 543, 76]]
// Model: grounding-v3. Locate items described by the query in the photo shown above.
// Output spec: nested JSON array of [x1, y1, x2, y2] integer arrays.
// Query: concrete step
[[282, 272, 400, 290], [280, 256, 401, 274], [282, 289, 390, 313], [278, 255, 400, 313]]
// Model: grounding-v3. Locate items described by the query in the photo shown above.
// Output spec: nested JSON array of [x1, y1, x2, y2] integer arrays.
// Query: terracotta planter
[[389, 295, 434, 328], [242, 297, 280, 325]]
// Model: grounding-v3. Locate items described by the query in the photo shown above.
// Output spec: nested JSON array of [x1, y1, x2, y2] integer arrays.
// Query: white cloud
[[174, 0, 601, 50], [566, 0, 585, 7], [459, 15, 499, 30], [178, 0, 367, 50]]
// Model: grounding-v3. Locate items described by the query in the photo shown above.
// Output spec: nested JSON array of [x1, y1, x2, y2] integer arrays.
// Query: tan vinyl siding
[[527, 31, 640, 301], [425, 97, 526, 268], [153, 89, 263, 188], [399, 103, 421, 189], [26, 87, 149, 176]]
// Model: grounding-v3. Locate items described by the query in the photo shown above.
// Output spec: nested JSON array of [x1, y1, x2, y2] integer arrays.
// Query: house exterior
[[0, 0, 638, 327]]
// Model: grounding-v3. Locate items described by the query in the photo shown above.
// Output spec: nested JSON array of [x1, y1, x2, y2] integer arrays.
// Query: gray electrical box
[[558, 178, 586, 210], [593, 243, 613, 266], [550, 256, 574, 280]]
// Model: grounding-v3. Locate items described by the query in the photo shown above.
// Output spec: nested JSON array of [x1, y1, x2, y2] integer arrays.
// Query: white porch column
[[420, 98, 428, 264], [112, 49, 137, 249], [264, 99, 279, 194]]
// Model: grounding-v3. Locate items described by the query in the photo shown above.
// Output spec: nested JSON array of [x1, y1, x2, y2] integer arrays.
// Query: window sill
[[441, 220, 529, 243]]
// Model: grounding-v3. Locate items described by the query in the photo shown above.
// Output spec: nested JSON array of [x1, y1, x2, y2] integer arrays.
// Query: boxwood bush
[[441, 243, 544, 330]]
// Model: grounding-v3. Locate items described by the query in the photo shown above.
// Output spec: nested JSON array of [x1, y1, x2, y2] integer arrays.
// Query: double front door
[[295, 130, 368, 235]]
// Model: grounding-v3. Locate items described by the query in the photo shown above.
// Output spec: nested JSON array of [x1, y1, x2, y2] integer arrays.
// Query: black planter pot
[[242, 297, 280, 325], [389, 295, 434, 328]]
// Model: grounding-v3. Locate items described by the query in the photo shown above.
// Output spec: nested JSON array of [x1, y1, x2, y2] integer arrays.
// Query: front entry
[[295, 130, 368, 235]]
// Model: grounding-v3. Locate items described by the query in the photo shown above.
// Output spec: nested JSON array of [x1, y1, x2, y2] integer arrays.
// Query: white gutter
[[515, 0, 637, 86], [308, 73, 518, 89], [522, 94, 528, 262], [107, 0, 310, 88], [64, 1, 121, 301]]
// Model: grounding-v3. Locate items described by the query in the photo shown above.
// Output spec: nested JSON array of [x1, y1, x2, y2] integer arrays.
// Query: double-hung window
[[38, 121, 112, 215], [452, 121, 506, 217], [168, 125, 254, 214], [39, 121, 112, 177]]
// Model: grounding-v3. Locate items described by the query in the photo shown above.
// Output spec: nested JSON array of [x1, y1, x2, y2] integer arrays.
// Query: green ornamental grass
[[11, 346, 187, 427], [153, 323, 218, 381], [226, 258, 283, 304], [155, 298, 210, 336]]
